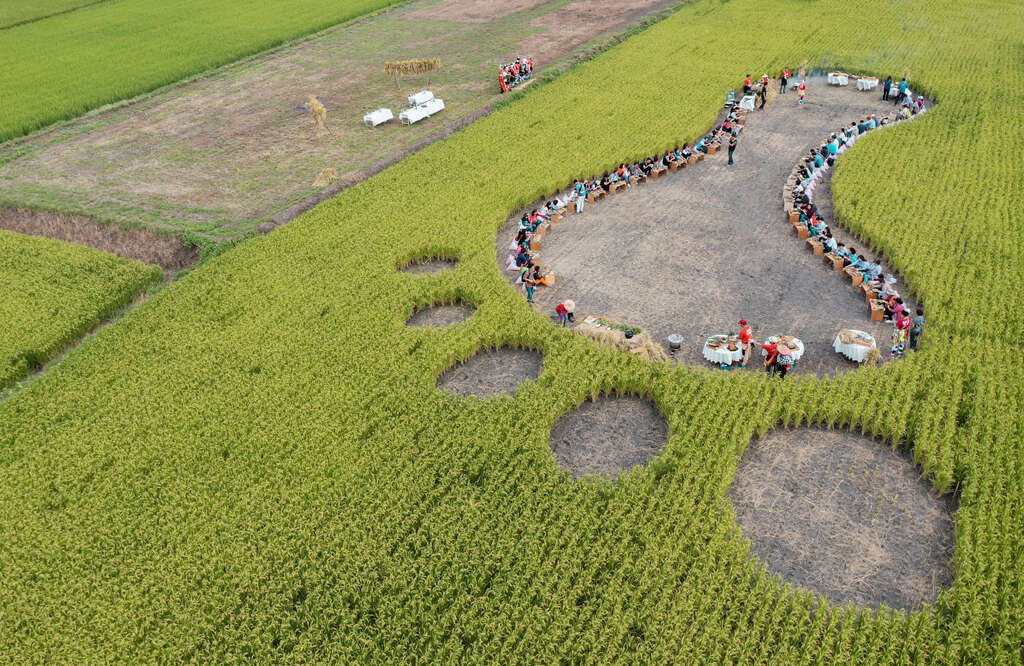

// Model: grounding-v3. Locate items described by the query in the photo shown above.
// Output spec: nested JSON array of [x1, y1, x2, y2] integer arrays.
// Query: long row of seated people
[[504, 119, 742, 299], [498, 57, 534, 94], [506, 201, 565, 301], [787, 105, 925, 329], [569, 123, 741, 204]]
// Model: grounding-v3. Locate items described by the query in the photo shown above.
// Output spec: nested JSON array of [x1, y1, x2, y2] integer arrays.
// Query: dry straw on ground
[[385, 58, 441, 81], [575, 318, 669, 362], [312, 168, 338, 188], [304, 95, 327, 135]]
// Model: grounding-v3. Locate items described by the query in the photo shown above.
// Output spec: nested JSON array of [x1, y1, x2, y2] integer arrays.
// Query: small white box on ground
[[363, 108, 394, 127], [407, 90, 434, 106]]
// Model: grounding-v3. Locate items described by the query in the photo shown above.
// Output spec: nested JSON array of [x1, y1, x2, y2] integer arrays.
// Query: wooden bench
[[697, 153, 706, 161], [529, 237, 541, 251], [609, 181, 626, 195], [824, 253, 844, 271], [869, 300, 885, 321], [844, 266, 863, 287], [629, 175, 646, 186], [805, 238, 824, 255], [788, 211, 799, 223], [794, 225, 808, 239], [649, 166, 667, 180], [687, 155, 697, 165]]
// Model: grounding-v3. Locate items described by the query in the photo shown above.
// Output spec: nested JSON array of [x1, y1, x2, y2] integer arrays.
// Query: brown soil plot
[[728, 427, 956, 610]]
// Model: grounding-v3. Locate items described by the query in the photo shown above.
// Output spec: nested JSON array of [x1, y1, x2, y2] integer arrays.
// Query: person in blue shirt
[[572, 179, 586, 213], [895, 77, 908, 105]]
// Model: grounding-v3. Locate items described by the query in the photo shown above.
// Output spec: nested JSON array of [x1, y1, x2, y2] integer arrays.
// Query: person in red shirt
[[738, 319, 753, 367], [760, 336, 780, 376], [743, 74, 752, 94], [555, 299, 575, 327]]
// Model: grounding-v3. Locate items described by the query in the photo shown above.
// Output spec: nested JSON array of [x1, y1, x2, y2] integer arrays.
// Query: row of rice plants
[[0, 229, 161, 391]]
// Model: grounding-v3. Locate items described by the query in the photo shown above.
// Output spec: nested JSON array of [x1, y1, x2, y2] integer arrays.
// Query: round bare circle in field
[[549, 396, 667, 480], [400, 257, 458, 275], [728, 427, 956, 610], [406, 304, 475, 327], [436, 348, 542, 397]]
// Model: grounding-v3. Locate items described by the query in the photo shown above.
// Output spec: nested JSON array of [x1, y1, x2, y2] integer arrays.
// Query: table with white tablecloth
[[828, 72, 849, 86], [833, 330, 876, 362], [856, 77, 879, 91], [363, 108, 394, 127], [702, 336, 744, 365], [761, 337, 805, 361]]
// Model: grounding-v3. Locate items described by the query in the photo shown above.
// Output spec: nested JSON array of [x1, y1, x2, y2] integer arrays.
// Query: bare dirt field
[[498, 78, 920, 377], [436, 348, 543, 397], [0, 0, 684, 241], [406, 304, 475, 327], [548, 396, 667, 479], [400, 257, 458, 274], [728, 427, 956, 610]]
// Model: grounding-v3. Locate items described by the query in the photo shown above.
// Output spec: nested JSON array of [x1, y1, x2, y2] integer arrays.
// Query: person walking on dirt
[[797, 80, 807, 106], [882, 75, 893, 101], [738, 319, 753, 367], [779, 68, 790, 93], [758, 84, 767, 110], [728, 131, 738, 165], [572, 179, 585, 214]]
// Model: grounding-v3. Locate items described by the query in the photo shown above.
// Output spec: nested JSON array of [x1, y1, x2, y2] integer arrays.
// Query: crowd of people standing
[[498, 57, 534, 94]]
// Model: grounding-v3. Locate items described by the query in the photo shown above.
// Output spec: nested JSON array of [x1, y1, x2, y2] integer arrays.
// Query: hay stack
[[574, 317, 669, 363], [312, 168, 338, 188], [304, 95, 327, 134], [385, 59, 441, 81]]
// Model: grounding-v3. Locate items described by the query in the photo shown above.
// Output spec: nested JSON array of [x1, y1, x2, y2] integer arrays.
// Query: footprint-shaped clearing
[[497, 77, 920, 376], [729, 427, 956, 610], [436, 348, 542, 397]]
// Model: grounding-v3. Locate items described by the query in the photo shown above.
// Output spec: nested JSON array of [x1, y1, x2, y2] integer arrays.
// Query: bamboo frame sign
[[384, 59, 441, 80]]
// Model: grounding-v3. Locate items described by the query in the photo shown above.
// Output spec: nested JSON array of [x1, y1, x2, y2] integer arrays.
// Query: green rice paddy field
[[0, 0, 1022, 661], [0, 0, 406, 140]]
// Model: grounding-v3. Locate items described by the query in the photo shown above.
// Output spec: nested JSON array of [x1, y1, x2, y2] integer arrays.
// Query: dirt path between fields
[[498, 78, 924, 377], [0, 0, 686, 259]]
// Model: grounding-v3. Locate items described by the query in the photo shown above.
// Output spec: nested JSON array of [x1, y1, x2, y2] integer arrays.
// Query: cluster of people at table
[[727, 319, 796, 378], [498, 57, 534, 93], [788, 105, 927, 356], [881, 76, 926, 113]]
